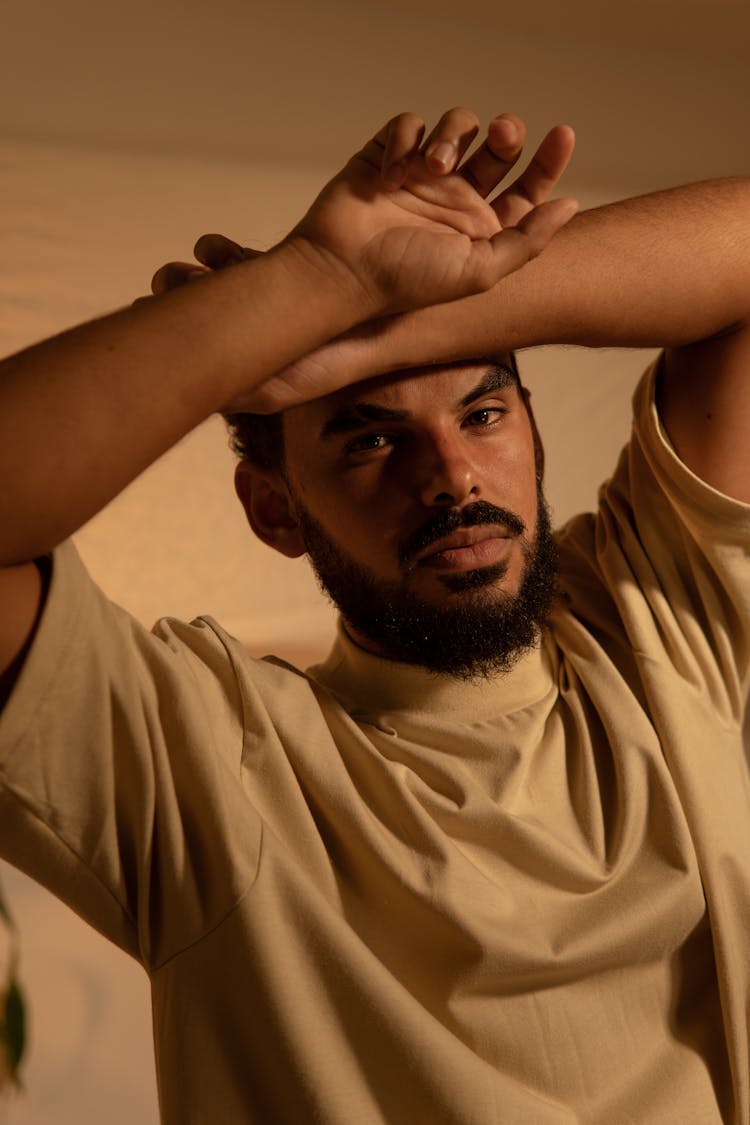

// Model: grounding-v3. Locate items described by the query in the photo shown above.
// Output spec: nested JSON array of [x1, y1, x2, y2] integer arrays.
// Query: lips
[[398, 501, 526, 571], [416, 528, 512, 571]]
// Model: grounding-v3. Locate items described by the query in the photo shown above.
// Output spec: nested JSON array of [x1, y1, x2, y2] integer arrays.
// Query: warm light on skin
[[277, 359, 541, 640]]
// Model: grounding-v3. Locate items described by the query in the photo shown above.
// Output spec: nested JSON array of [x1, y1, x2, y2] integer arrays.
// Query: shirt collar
[[308, 620, 557, 720]]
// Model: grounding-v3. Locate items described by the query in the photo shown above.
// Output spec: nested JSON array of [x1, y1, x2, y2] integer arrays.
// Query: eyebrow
[[320, 402, 411, 440], [458, 363, 518, 409], [319, 363, 518, 442]]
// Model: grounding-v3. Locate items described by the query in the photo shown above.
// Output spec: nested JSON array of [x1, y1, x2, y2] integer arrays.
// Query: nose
[[416, 434, 479, 507]]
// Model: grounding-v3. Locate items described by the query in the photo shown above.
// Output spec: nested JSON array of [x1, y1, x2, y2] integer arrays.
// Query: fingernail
[[496, 116, 518, 141], [426, 142, 455, 170]]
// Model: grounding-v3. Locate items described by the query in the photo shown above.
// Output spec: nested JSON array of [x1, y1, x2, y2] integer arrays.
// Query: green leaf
[[1, 974, 26, 1086]]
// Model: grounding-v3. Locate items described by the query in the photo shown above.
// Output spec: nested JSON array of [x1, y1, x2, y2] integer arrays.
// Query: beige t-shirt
[[1, 366, 749, 1124]]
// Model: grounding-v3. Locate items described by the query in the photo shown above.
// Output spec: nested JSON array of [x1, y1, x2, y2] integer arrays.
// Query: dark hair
[[223, 409, 285, 471], [222, 352, 522, 472]]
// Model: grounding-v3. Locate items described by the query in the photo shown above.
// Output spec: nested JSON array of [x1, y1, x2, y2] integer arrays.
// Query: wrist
[[275, 233, 383, 324], [194, 235, 383, 415]]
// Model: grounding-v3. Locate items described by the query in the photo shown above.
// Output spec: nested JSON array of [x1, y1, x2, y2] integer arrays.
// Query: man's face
[[279, 359, 557, 679]]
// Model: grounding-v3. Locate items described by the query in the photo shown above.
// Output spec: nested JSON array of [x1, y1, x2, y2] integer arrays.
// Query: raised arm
[[292, 177, 750, 501], [0, 107, 576, 695]]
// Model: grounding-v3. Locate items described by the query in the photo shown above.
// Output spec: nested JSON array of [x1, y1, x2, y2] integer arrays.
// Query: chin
[[298, 488, 558, 678], [429, 560, 516, 596]]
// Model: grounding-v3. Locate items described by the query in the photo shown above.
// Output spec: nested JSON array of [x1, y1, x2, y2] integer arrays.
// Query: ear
[[234, 460, 306, 559], [521, 385, 545, 482]]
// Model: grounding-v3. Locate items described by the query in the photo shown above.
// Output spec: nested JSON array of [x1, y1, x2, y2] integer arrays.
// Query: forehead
[[285, 358, 519, 440]]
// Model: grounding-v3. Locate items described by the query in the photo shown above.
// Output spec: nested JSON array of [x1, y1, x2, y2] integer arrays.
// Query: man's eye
[[345, 433, 391, 454], [465, 407, 505, 427]]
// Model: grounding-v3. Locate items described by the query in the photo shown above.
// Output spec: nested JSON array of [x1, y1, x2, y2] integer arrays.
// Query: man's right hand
[[287, 107, 576, 320], [148, 108, 576, 411], [153, 110, 575, 306]]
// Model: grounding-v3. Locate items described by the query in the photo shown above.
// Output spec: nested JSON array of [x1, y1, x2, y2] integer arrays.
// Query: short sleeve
[[557, 361, 750, 727], [0, 541, 262, 970]]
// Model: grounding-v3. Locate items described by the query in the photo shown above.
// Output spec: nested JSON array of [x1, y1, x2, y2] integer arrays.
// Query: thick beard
[[295, 491, 558, 681]]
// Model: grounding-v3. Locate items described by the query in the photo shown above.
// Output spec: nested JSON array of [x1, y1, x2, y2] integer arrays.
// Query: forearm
[[365, 178, 750, 367], [0, 238, 366, 565], [0, 101, 577, 568]]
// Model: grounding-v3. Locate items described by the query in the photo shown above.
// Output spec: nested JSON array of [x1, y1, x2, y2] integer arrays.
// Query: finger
[[491, 124, 575, 227], [477, 197, 578, 285], [422, 106, 481, 175], [194, 233, 255, 269], [371, 112, 425, 191], [151, 262, 208, 296], [458, 113, 526, 198], [515, 195, 578, 246]]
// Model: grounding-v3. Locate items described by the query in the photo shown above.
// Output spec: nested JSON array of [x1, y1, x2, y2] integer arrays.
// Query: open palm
[[291, 108, 575, 315], [145, 108, 576, 410]]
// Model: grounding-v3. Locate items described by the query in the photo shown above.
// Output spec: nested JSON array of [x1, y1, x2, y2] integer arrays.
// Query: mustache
[[398, 501, 526, 568]]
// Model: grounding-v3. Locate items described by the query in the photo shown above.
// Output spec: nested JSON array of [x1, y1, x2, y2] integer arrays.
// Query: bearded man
[[1, 107, 749, 1123]]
